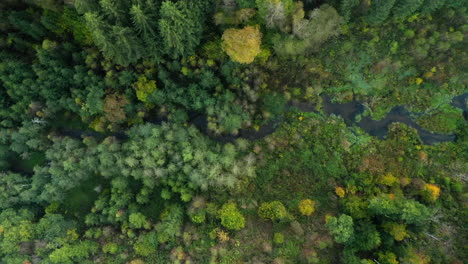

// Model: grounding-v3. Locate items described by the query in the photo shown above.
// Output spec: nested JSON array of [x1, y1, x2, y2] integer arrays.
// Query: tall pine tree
[[392, 0, 424, 20], [340, 0, 360, 23], [420, 0, 446, 14], [159, 0, 205, 58], [365, 0, 396, 25]]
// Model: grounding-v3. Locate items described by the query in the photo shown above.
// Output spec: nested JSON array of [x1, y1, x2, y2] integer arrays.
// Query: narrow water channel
[[196, 93, 467, 145], [59, 93, 467, 145]]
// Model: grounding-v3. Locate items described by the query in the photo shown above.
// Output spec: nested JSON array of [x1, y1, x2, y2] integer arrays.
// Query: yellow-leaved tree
[[133, 76, 157, 103], [298, 199, 315, 216], [383, 222, 408, 241], [422, 183, 440, 202], [222, 25, 262, 64], [335, 186, 346, 198]]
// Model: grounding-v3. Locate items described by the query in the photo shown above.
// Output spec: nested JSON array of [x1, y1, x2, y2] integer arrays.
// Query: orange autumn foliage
[[423, 184, 440, 202]]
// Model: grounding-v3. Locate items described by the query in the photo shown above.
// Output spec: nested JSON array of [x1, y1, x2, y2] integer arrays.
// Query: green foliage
[[155, 205, 183, 243], [383, 222, 408, 241], [153, 60, 254, 134], [159, 0, 206, 58], [392, 0, 424, 20], [102, 242, 118, 254], [41, 8, 93, 45], [365, 0, 396, 25], [33, 136, 92, 202], [368, 196, 431, 225], [35, 213, 75, 243], [161, 189, 172, 200], [33, 0, 62, 11], [0, 209, 90, 263], [78, 0, 161, 65], [237, 0, 257, 8], [273, 232, 285, 244], [416, 104, 464, 133], [133, 75, 157, 102], [420, 0, 446, 14], [343, 195, 369, 219], [130, 4, 158, 40], [74, 0, 100, 14], [133, 231, 158, 256], [0, 209, 35, 258], [377, 251, 399, 264], [340, 0, 360, 22], [190, 212, 206, 224], [48, 240, 98, 264], [120, 123, 254, 193], [256, 113, 349, 202], [347, 222, 381, 251], [293, 4, 343, 46], [258, 201, 290, 222], [276, 239, 302, 260], [263, 93, 287, 116], [274, 4, 343, 56], [256, 0, 294, 30], [0, 59, 36, 123], [219, 202, 245, 231], [325, 214, 354, 243], [443, 0, 466, 8], [0, 41, 107, 120], [8, 10, 47, 40], [0, 1, 466, 263], [129, 213, 151, 229], [398, 199, 432, 224], [0, 172, 33, 209]]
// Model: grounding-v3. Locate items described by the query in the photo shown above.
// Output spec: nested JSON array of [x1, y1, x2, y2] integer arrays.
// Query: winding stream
[[193, 93, 467, 145], [330, 93, 467, 145], [59, 93, 467, 145]]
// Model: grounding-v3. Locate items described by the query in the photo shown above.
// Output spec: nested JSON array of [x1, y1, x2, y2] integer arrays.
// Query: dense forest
[[0, 0, 466, 263]]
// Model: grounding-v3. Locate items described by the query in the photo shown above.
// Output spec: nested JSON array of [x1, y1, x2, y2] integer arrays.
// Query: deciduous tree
[[256, 0, 294, 31], [219, 202, 245, 231], [222, 25, 262, 64], [258, 201, 290, 221], [325, 214, 354, 243], [298, 199, 315, 216]]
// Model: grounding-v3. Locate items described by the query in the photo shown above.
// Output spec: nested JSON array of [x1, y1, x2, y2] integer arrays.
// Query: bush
[[129, 213, 151, 229], [335, 187, 346, 198], [383, 222, 408, 241], [298, 199, 315, 216], [325, 214, 354, 243], [422, 184, 440, 202], [133, 232, 158, 256], [256, 0, 294, 31], [102, 242, 118, 254], [133, 76, 157, 103], [219, 202, 245, 231], [377, 251, 399, 264], [189, 211, 206, 224], [258, 201, 290, 221], [273, 232, 284, 244], [292, 5, 343, 51], [263, 92, 287, 116]]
